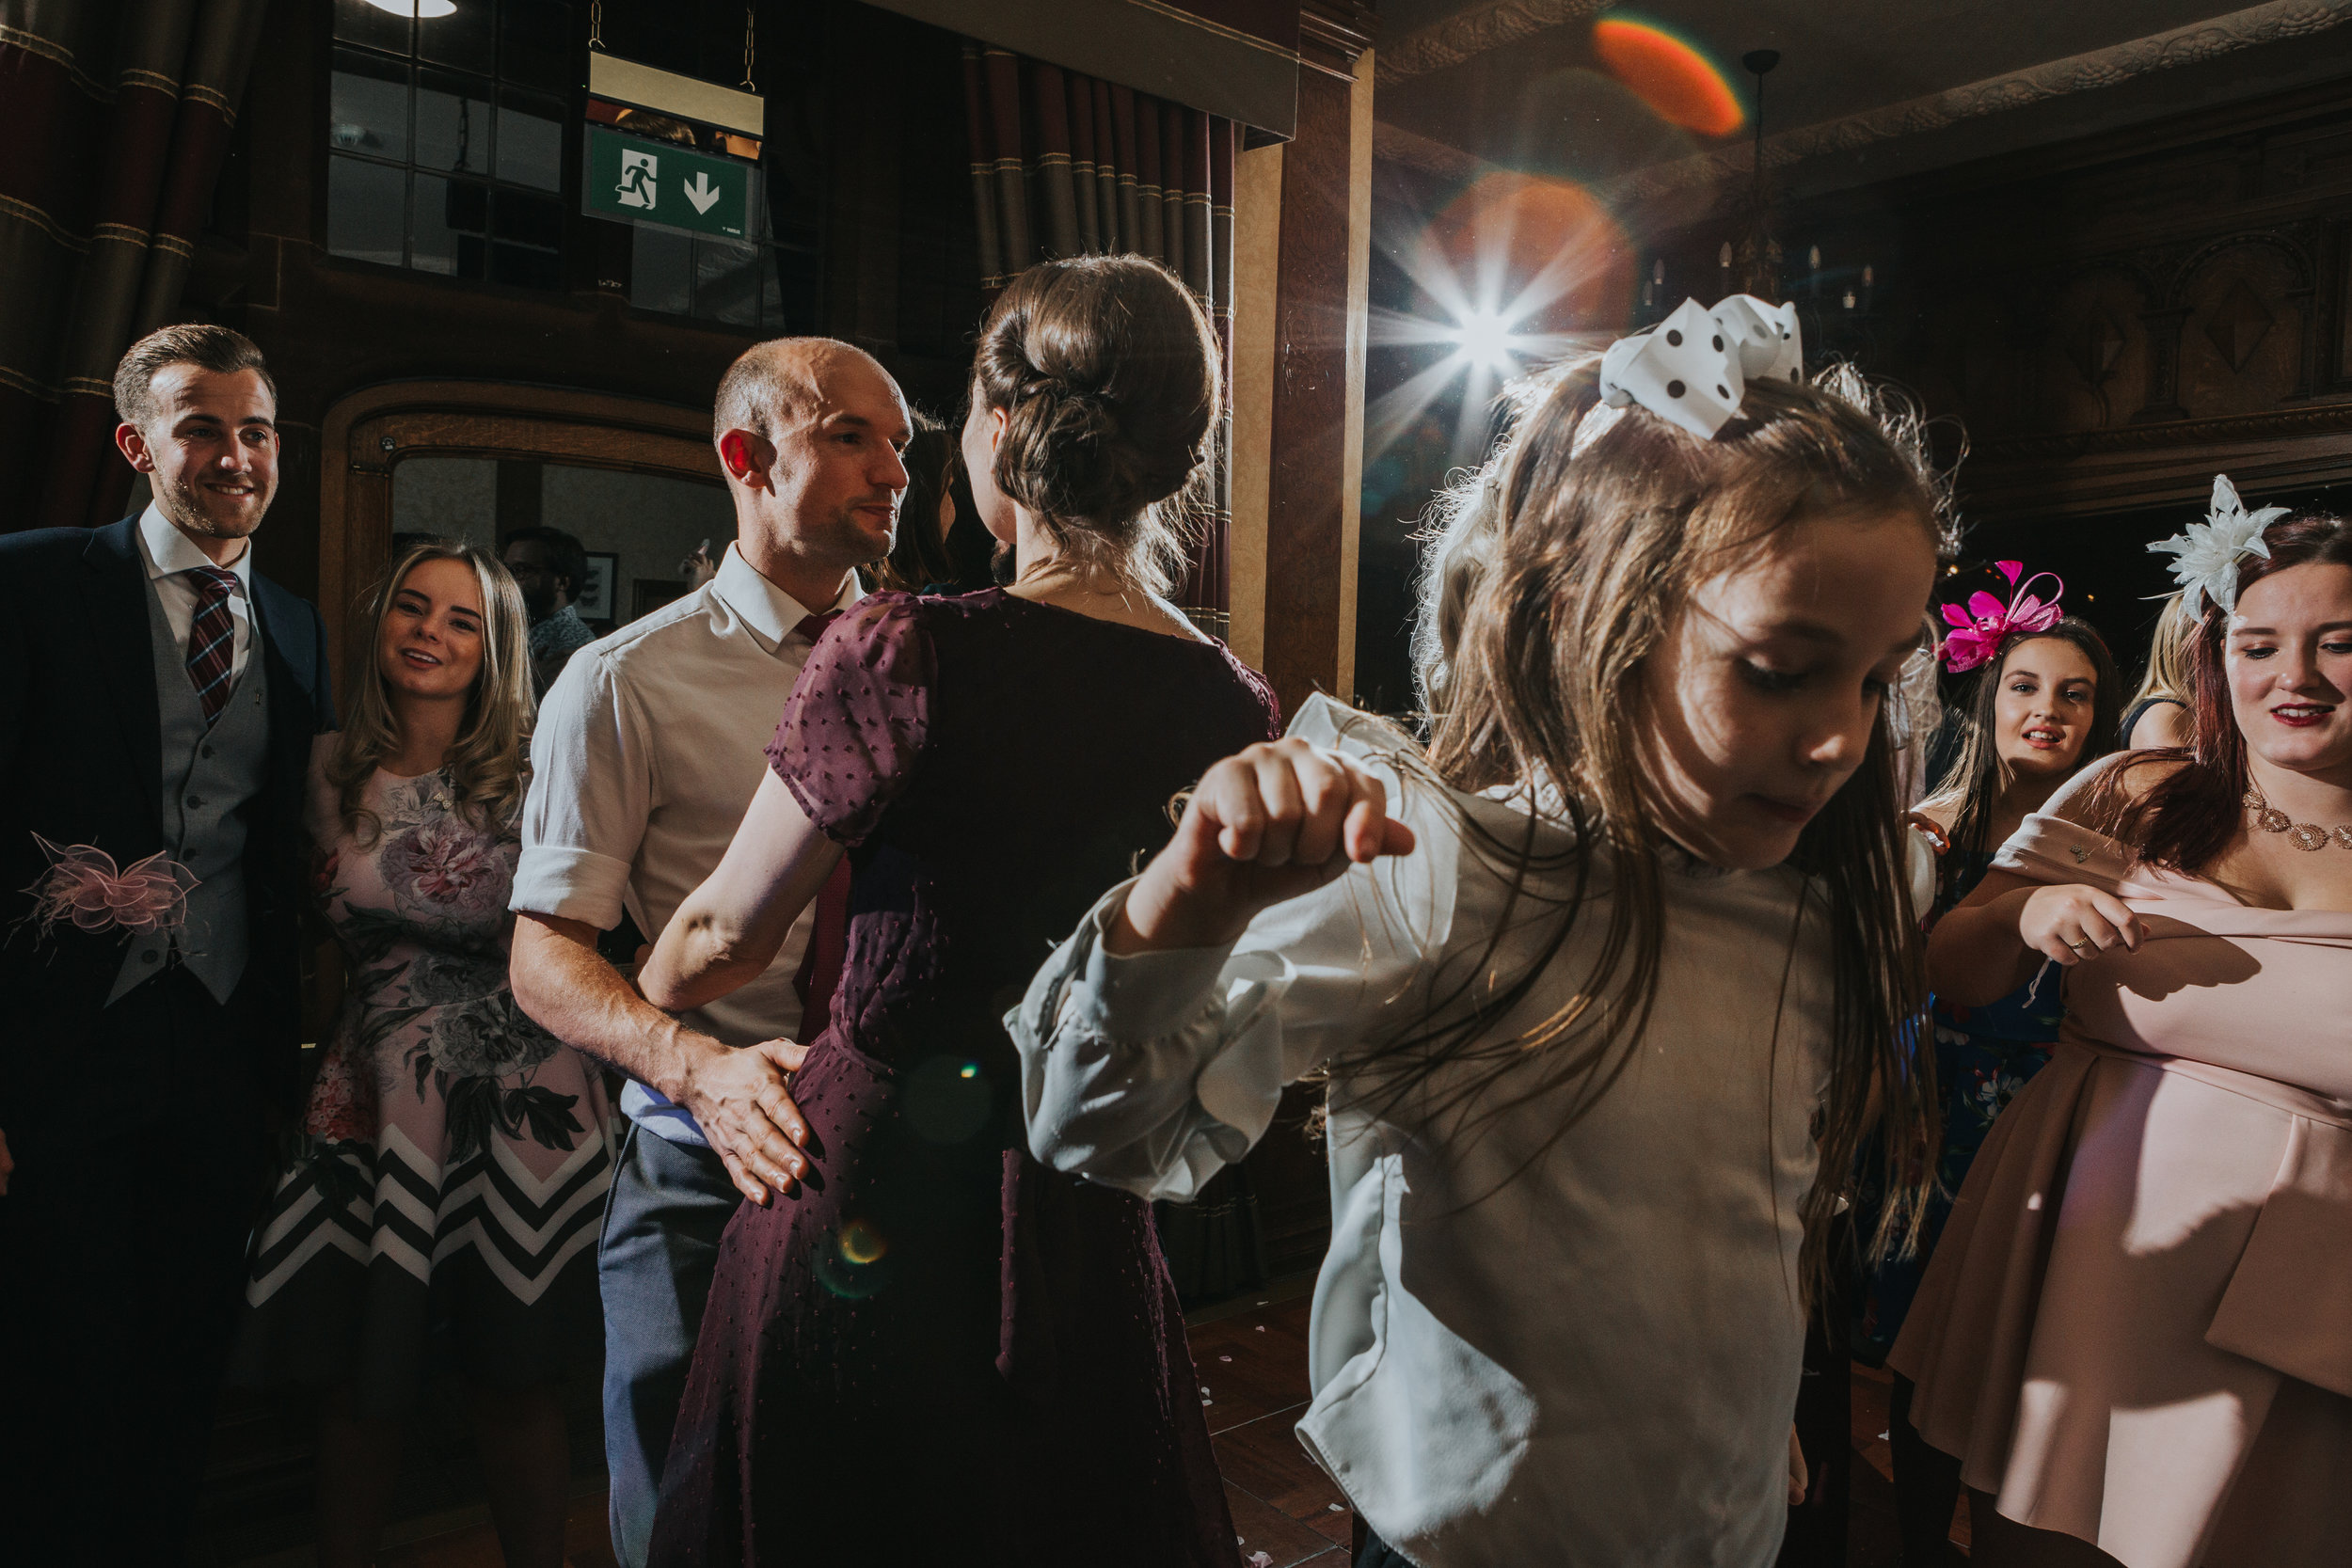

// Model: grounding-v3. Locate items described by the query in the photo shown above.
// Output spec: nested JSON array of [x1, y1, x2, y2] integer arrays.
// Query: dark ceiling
[[1373, 1, 2352, 201]]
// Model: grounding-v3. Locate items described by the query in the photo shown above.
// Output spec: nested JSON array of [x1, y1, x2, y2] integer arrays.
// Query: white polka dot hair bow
[[1597, 294, 1805, 441]]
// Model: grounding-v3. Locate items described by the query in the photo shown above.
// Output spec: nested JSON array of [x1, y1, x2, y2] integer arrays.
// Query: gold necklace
[[2243, 787, 2352, 851]]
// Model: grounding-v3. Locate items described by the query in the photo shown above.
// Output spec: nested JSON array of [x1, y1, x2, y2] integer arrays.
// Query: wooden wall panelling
[[1650, 87, 2352, 530]]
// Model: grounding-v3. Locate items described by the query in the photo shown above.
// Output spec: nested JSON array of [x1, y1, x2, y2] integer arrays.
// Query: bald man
[[509, 338, 910, 1566]]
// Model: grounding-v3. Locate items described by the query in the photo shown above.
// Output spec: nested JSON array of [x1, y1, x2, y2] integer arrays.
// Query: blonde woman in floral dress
[[238, 541, 616, 1568]]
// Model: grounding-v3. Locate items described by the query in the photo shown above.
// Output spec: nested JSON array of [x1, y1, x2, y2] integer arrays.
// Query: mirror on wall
[[389, 456, 734, 634]]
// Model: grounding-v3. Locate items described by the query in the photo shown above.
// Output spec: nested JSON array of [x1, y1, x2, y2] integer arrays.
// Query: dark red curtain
[[961, 42, 1236, 633], [0, 0, 268, 533]]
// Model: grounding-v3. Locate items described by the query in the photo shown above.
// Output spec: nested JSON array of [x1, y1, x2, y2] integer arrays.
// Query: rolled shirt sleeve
[[513, 646, 653, 929]]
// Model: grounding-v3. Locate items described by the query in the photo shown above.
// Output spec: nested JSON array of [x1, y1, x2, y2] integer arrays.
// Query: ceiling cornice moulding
[[1377, 0, 1609, 84], [1607, 0, 2352, 205]]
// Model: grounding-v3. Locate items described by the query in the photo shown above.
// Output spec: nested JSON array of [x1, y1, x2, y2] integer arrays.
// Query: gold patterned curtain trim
[[2, 0, 271, 532], [0, 24, 111, 98], [0, 195, 92, 254], [0, 364, 63, 403]]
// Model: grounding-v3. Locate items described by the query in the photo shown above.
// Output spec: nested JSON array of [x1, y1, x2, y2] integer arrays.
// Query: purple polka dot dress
[[648, 590, 1279, 1568]]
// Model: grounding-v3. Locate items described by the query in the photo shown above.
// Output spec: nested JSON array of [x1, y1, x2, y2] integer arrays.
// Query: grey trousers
[[596, 1120, 740, 1568]]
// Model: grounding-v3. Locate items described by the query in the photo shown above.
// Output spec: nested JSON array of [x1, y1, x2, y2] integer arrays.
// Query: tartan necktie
[[789, 610, 852, 1044], [183, 565, 242, 724]]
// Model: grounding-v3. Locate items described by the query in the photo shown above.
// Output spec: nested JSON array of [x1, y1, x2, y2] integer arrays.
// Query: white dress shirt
[[513, 543, 858, 1146], [1012, 694, 1834, 1568], [138, 502, 253, 682]]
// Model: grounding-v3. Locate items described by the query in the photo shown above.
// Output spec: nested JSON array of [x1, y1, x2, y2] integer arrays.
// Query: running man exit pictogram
[[617, 148, 658, 210]]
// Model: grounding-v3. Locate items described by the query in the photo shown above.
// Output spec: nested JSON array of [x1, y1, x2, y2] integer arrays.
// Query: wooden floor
[[1189, 1287, 1358, 1567], [208, 1284, 1965, 1567]]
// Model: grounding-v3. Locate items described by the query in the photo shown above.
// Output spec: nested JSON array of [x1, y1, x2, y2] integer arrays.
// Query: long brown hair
[[1921, 617, 2121, 892], [1365, 357, 1949, 1295], [866, 409, 961, 594], [326, 539, 534, 845], [972, 255, 1220, 596], [2085, 512, 2352, 869]]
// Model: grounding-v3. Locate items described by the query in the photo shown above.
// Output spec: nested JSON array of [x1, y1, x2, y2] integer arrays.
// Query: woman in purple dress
[[639, 256, 1278, 1566]]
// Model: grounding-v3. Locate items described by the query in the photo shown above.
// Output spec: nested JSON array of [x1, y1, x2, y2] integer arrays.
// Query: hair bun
[[971, 256, 1222, 594], [997, 375, 1162, 525]]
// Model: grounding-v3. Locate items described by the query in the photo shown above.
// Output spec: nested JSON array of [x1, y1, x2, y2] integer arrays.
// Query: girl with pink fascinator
[[1859, 560, 2120, 1565]]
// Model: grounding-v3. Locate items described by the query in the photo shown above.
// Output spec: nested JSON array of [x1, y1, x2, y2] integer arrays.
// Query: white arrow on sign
[[684, 173, 722, 214]]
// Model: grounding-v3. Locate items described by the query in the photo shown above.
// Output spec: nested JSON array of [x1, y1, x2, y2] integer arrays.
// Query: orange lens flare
[[1592, 19, 1743, 138], [1429, 171, 1632, 336]]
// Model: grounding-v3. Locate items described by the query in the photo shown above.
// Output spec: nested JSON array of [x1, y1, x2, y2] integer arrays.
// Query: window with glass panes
[[625, 213, 819, 334], [326, 0, 572, 289]]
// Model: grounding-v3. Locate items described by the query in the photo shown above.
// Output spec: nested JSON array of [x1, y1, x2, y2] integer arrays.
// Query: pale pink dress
[[1891, 811, 2352, 1567]]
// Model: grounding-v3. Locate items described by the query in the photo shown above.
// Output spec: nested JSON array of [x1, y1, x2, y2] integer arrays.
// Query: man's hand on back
[[509, 911, 813, 1205], [672, 1034, 814, 1207]]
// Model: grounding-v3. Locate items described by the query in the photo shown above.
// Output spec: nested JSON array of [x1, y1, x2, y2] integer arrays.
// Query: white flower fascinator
[[2148, 474, 2287, 618]]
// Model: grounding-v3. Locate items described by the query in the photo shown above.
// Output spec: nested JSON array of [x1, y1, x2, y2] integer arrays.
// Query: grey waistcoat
[[110, 578, 271, 1006]]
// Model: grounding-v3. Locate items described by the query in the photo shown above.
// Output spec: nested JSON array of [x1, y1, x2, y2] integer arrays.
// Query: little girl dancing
[[1014, 299, 1943, 1567]]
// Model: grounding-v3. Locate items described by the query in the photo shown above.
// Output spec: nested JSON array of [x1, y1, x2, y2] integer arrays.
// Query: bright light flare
[[1450, 309, 1524, 374], [1592, 18, 1742, 137], [365, 0, 459, 16], [1366, 171, 1632, 459]]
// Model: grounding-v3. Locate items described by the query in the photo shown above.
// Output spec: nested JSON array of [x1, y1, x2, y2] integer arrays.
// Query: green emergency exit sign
[[583, 124, 754, 241]]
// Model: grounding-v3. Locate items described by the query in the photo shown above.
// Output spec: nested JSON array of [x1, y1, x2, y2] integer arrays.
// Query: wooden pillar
[[1224, 2, 1376, 1285], [1239, 6, 1374, 721], [1226, 139, 1281, 673]]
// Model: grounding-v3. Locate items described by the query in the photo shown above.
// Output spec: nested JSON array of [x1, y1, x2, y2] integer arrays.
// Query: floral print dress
[[236, 756, 615, 1411]]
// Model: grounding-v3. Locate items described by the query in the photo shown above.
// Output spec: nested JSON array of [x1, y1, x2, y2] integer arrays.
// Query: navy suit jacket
[[0, 516, 335, 1127]]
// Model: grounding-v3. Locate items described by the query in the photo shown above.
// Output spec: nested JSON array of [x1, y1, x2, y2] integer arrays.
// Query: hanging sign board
[[579, 54, 765, 243], [584, 125, 755, 239]]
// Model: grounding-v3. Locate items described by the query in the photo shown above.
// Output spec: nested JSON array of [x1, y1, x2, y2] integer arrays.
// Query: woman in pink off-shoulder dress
[[1892, 500, 2352, 1568]]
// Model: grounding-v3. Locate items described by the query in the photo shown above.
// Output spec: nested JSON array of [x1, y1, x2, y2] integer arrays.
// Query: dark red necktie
[[184, 566, 241, 724], [789, 610, 852, 1044]]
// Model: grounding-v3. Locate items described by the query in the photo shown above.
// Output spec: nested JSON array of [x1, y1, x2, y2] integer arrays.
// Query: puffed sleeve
[[766, 594, 935, 847], [1009, 694, 1456, 1202]]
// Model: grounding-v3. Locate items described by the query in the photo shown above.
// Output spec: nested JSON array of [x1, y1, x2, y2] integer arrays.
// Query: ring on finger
[[2065, 938, 2091, 955]]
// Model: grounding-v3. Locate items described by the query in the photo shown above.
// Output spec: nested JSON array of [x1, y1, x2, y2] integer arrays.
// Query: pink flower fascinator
[[1938, 560, 2065, 673], [23, 835, 196, 940]]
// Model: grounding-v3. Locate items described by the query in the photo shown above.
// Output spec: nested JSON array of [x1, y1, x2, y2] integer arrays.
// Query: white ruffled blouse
[[1010, 694, 1835, 1568]]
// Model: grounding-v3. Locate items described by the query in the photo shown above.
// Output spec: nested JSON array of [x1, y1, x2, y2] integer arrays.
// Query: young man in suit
[[0, 325, 336, 1563]]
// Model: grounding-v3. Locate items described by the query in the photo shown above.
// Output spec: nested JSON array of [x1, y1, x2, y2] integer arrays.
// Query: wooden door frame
[[320, 380, 725, 680]]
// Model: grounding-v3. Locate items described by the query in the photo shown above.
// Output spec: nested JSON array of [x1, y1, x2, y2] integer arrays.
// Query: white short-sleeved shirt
[[513, 543, 857, 1145]]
